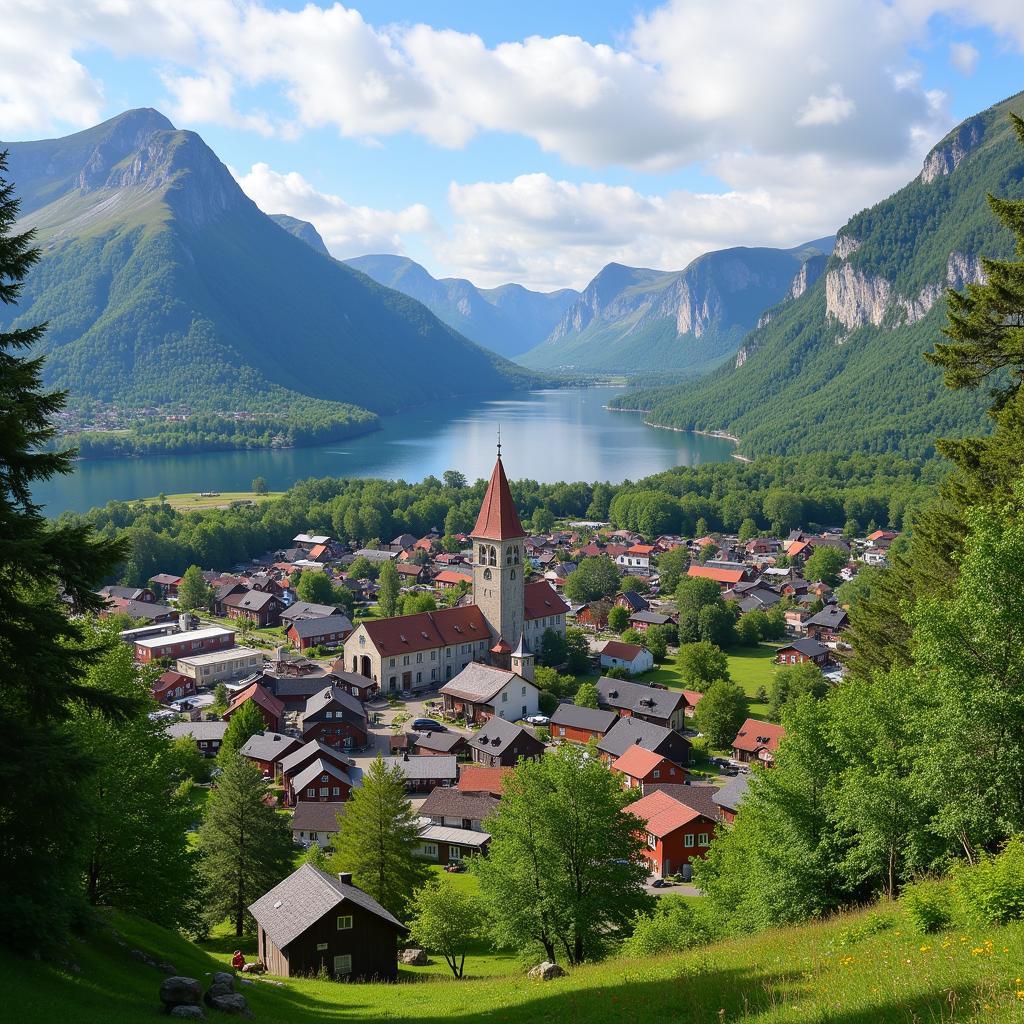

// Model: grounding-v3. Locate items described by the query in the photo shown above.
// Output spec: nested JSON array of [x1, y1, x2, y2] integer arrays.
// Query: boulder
[[400, 948, 430, 966], [204, 972, 235, 1001], [528, 961, 567, 981], [170, 1006, 205, 1020], [131, 948, 157, 967], [206, 993, 252, 1017], [159, 976, 203, 1009], [158, 962, 179, 976]]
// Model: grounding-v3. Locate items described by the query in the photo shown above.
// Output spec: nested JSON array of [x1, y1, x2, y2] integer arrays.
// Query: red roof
[[153, 670, 192, 698], [612, 744, 668, 778], [732, 718, 786, 755], [687, 565, 745, 585], [434, 570, 472, 585], [627, 544, 655, 555], [225, 682, 284, 722], [308, 543, 328, 559], [360, 604, 488, 656], [457, 765, 513, 796], [472, 456, 525, 541], [628, 789, 703, 837], [682, 689, 703, 708], [602, 640, 646, 661], [523, 580, 570, 620]]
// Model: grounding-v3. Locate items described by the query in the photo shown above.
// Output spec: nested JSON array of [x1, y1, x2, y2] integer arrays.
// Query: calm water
[[35, 388, 735, 515]]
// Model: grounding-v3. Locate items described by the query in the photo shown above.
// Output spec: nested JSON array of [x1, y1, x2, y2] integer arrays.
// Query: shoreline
[[605, 406, 752, 462]]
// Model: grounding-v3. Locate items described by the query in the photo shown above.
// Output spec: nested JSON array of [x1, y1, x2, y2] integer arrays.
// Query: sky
[[2, 1, 1024, 291]]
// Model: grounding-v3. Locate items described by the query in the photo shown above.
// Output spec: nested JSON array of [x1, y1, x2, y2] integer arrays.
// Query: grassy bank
[[142, 490, 284, 511]]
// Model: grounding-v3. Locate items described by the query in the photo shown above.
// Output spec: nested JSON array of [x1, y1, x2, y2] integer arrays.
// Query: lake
[[34, 387, 736, 515]]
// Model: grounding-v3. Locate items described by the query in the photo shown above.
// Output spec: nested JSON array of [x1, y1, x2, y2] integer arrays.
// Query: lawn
[[141, 490, 284, 511], [9, 902, 1024, 1023]]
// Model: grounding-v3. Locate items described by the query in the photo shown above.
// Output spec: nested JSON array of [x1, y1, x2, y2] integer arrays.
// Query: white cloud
[[796, 84, 856, 127], [949, 41, 980, 74], [232, 162, 437, 258], [161, 67, 275, 137]]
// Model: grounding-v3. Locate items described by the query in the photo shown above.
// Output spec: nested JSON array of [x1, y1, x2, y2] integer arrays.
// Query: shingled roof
[[472, 455, 525, 541]]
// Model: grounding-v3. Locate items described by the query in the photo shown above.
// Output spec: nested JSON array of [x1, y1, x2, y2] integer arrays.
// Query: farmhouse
[[439, 662, 539, 724], [732, 718, 787, 765], [629, 789, 718, 877], [549, 703, 617, 744], [224, 681, 285, 732], [286, 614, 354, 652]]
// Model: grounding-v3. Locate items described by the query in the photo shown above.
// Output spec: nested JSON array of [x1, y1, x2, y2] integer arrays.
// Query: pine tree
[[0, 152, 128, 951], [327, 756, 427, 918], [218, 700, 266, 764], [197, 754, 293, 936]]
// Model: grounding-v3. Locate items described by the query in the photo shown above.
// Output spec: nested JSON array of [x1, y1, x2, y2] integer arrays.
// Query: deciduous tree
[[676, 641, 730, 691], [693, 679, 747, 748], [408, 877, 484, 978], [177, 564, 212, 612], [377, 559, 400, 618]]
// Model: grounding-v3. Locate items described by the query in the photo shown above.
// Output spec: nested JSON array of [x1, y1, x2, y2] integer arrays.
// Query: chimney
[[337, 872, 352, 886]]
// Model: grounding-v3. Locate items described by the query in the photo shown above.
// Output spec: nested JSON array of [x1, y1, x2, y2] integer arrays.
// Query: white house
[[600, 640, 654, 676], [615, 544, 655, 571]]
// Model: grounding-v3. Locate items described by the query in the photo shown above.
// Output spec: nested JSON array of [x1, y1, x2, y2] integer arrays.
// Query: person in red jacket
[[231, 950, 245, 972]]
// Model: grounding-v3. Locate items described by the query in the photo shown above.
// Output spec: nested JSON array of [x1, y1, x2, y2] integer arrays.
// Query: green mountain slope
[[0, 110, 539, 427], [345, 253, 577, 358], [609, 93, 1024, 459], [518, 240, 833, 376], [269, 213, 330, 255]]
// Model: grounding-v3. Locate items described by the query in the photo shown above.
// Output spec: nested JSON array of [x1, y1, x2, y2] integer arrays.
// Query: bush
[[537, 690, 558, 716], [952, 836, 1024, 925], [900, 880, 956, 934], [623, 895, 717, 956]]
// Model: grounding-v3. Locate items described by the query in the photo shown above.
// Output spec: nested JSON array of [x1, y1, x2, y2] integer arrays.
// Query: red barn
[[629, 789, 717, 877], [549, 704, 617, 744]]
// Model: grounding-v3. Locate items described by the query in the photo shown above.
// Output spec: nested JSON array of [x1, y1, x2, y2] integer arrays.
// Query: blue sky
[[3, 1, 1023, 289]]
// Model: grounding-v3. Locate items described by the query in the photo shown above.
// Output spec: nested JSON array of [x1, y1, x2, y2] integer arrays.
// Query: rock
[[158, 962, 179, 975], [241, 961, 265, 974], [527, 961, 567, 981], [130, 948, 157, 967], [400, 947, 429, 966], [206, 993, 252, 1017], [170, 1006, 205, 1020], [159, 976, 203, 1008]]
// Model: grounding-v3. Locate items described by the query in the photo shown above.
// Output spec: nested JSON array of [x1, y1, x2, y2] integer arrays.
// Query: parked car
[[411, 718, 446, 732], [651, 878, 675, 888], [525, 714, 549, 726], [445, 862, 466, 873]]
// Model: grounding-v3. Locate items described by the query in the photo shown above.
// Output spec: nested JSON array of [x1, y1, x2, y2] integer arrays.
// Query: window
[[307, 788, 316, 797], [510, 569, 516, 579], [310, 832, 319, 841], [336, 915, 353, 930], [684, 834, 695, 848], [320, 787, 329, 796], [483, 567, 492, 581], [321, 774, 329, 782], [521, 686, 526, 695], [333, 954, 352, 977], [698, 833, 710, 847], [316, 942, 328, 951], [449, 846, 462, 861], [647, 832, 656, 849], [652, 769, 661, 779], [420, 842, 438, 858], [431, 669, 436, 681], [325, 711, 333, 719], [403, 655, 410, 666], [558, 727, 565, 736], [502, 692, 508, 702], [416, 653, 423, 663], [332, 787, 340, 796], [416, 672, 422, 683], [522, 705, 527, 716], [389, 658, 395, 667], [431, 650, 436, 660]]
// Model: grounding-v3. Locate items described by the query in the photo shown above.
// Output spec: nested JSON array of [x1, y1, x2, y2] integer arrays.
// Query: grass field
[[141, 490, 284, 511], [8, 900, 1024, 1023]]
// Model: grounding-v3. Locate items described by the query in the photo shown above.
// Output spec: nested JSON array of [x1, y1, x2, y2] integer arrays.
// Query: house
[[612, 744, 686, 791], [415, 824, 491, 864], [133, 626, 235, 664], [327, 666, 378, 702], [280, 741, 354, 800], [293, 534, 332, 551], [456, 765, 512, 797], [866, 529, 899, 548], [804, 603, 849, 643], [600, 640, 654, 676], [409, 730, 468, 757], [239, 731, 304, 777], [596, 676, 687, 732], [419, 788, 498, 831], [212, 582, 248, 616], [99, 584, 154, 604], [223, 588, 283, 627], [432, 569, 473, 590], [301, 686, 369, 751], [102, 597, 178, 623], [292, 802, 344, 848], [389, 533, 417, 552], [280, 601, 346, 625], [549, 704, 618, 744], [383, 754, 458, 792], [628, 610, 675, 633], [575, 600, 611, 629], [614, 591, 650, 614], [395, 563, 429, 584], [686, 564, 747, 588], [597, 716, 690, 767], [289, 758, 353, 803], [775, 638, 830, 667], [249, 865, 408, 980], [467, 717, 545, 768], [616, 544, 655, 571], [148, 573, 182, 598], [439, 663, 539, 724], [165, 719, 228, 757], [732, 718, 786, 765], [628, 789, 718, 877], [286, 614, 354, 652], [265, 668, 335, 712], [712, 773, 750, 824], [176, 646, 264, 686], [681, 689, 703, 719], [152, 670, 196, 703]]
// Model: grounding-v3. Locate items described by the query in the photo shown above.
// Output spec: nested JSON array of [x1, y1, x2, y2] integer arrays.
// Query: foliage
[[295, 570, 335, 606], [564, 556, 620, 603], [407, 877, 485, 979], [620, 628, 644, 646], [622, 895, 718, 957], [397, 591, 437, 616], [698, 602, 736, 647], [196, 754, 294, 936], [607, 605, 629, 632], [675, 576, 726, 643], [768, 662, 828, 719], [251, 477, 268, 495], [217, 700, 266, 765], [539, 627, 568, 667], [951, 836, 1024, 926], [473, 744, 652, 965], [574, 682, 599, 709], [564, 628, 591, 675], [835, 566, 883, 610], [645, 628, 668, 661], [654, 546, 689, 593], [377, 560, 400, 618], [900, 879, 956, 934], [693, 680, 748, 748], [346, 556, 379, 582], [327, 756, 428, 919], [676, 641, 730, 691], [804, 546, 847, 587], [177, 564, 212, 612]]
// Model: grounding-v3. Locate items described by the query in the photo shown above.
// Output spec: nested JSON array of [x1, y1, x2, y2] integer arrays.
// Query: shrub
[[623, 895, 717, 956], [901, 879, 956, 934], [952, 836, 1024, 925]]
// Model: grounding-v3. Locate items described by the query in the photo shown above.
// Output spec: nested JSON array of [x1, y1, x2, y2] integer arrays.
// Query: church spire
[[471, 448, 525, 540]]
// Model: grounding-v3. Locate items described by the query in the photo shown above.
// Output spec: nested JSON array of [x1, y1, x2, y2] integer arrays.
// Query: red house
[[133, 625, 235, 664], [456, 765, 512, 798], [611, 744, 685, 791], [152, 670, 196, 704], [239, 730, 303, 777], [775, 638, 829, 667], [224, 681, 285, 732], [286, 614, 353, 652], [731, 718, 786, 766], [629, 789, 717, 877], [301, 685, 369, 751], [549, 704, 617, 744], [280, 740, 354, 804], [223, 589, 283, 627], [288, 758, 353, 803]]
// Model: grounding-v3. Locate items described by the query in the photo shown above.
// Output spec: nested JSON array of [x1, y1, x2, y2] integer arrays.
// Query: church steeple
[[471, 445, 525, 541]]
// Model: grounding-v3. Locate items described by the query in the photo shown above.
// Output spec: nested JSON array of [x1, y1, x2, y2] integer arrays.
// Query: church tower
[[471, 444, 526, 662]]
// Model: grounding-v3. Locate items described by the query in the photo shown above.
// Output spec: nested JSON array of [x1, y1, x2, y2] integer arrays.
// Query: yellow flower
[[919, 945, 930, 952], [1016, 990, 1024, 1000]]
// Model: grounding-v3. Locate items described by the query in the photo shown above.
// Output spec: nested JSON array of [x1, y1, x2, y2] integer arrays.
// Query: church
[[341, 450, 569, 697]]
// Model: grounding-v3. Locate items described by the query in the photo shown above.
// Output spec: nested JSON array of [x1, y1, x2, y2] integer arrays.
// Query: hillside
[[345, 253, 577, 359], [269, 214, 330, 255], [608, 93, 1024, 459], [518, 239, 833, 376], [0, 109, 539, 430], [7, 902, 1024, 1023]]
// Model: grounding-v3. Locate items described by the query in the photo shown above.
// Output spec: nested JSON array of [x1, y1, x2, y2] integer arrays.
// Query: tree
[[655, 546, 689, 594], [738, 518, 759, 543], [645, 628, 668, 662], [675, 575, 724, 642], [563, 556, 621, 603], [443, 469, 467, 489], [762, 490, 803, 535], [693, 679, 747, 747], [218, 700, 266, 765], [539, 627, 568, 667], [177, 564, 212, 612], [251, 476, 268, 495], [212, 682, 229, 713], [377, 559, 400, 618], [531, 508, 555, 534], [197, 754, 293, 935], [473, 745, 652, 964], [328, 756, 427, 918], [836, 566, 882, 611], [736, 610, 767, 646], [804, 546, 847, 587], [694, 517, 710, 537], [698, 542, 718, 564], [620, 627, 644, 646], [295, 570, 335, 605], [407, 877, 484, 978], [676, 641, 730, 691], [574, 681, 599, 708], [698, 603, 736, 648], [768, 662, 827, 719], [346, 555, 378, 581], [564, 627, 591, 675], [621, 575, 650, 595], [0, 152, 129, 952], [398, 592, 437, 615], [608, 604, 630, 632], [168, 733, 212, 784]]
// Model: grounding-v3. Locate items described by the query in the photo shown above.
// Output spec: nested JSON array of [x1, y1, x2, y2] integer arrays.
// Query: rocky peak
[[789, 254, 827, 300], [833, 234, 861, 260], [76, 108, 175, 191], [270, 214, 330, 256], [919, 116, 985, 184]]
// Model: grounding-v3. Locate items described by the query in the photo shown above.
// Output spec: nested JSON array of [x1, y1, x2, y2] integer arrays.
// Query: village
[[97, 448, 896, 982]]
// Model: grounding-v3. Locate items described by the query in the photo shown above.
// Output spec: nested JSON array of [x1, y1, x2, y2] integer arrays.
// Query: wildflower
[[919, 946, 931, 953]]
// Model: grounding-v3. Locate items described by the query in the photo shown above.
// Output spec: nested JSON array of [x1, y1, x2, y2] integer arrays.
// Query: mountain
[[344, 253, 577, 358], [0, 109, 538, 433], [269, 213, 329, 255], [609, 93, 1024, 459], [517, 240, 834, 375]]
